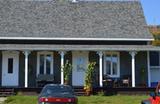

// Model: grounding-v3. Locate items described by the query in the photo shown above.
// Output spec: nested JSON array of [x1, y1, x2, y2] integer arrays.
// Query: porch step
[[74, 87, 86, 96], [0, 88, 15, 97]]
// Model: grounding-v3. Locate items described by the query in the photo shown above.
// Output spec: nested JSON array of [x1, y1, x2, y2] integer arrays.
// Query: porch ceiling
[[0, 44, 160, 51]]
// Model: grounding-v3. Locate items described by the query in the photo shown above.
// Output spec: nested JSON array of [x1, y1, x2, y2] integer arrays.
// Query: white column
[[97, 51, 103, 87], [59, 51, 66, 85], [23, 51, 30, 88], [147, 51, 151, 87], [129, 51, 137, 87]]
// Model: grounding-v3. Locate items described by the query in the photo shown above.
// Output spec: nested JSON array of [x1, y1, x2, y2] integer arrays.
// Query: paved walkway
[[0, 97, 7, 104]]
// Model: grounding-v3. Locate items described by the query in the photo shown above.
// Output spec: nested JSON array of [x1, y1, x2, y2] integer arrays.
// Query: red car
[[141, 92, 160, 104], [38, 84, 78, 104]]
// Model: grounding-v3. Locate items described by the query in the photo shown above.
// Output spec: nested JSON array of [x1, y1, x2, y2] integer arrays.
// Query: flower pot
[[64, 80, 69, 85], [86, 90, 91, 96], [84, 87, 92, 96]]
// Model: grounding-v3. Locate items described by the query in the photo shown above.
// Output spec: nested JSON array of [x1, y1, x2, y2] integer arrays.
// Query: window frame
[[104, 52, 120, 78], [150, 51, 160, 69], [149, 51, 160, 68], [37, 51, 54, 76]]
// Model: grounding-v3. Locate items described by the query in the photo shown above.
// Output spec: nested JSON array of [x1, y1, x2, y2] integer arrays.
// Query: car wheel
[[141, 100, 151, 104]]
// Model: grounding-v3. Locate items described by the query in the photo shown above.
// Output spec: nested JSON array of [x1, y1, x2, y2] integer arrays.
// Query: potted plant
[[62, 60, 72, 85], [84, 62, 96, 96]]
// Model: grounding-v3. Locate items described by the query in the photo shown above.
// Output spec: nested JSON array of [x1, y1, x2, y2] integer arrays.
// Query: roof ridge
[[77, 0, 140, 1], [10, 0, 139, 2]]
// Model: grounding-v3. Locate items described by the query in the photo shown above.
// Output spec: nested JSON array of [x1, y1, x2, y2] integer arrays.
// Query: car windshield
[[40, 85, 74, 96]]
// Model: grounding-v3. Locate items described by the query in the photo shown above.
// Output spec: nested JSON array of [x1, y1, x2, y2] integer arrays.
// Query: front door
[[2, 51, 19, 86], [72, 51, 88, 86]]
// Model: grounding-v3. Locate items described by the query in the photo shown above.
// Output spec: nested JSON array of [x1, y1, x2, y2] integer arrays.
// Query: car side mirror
[[150, 92, 156, 99]]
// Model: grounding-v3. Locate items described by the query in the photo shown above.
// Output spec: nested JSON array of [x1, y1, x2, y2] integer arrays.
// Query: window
[[76, 57, 85, 72], [37, 52, 53, 75], [150, 51, 160, 68], [104, 52, 120, 77], [8, 58, 13, 74]]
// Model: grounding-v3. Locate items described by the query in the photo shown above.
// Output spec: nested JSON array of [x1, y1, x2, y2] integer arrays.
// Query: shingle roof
[[0, 0, 153, 40]]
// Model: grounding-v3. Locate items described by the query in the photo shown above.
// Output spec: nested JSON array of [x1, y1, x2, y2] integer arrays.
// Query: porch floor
[[0, 87, 156, 96]]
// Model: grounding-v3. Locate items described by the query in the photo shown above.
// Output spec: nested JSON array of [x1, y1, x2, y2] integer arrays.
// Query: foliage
[[152, 40, 160, 45], [150, 30, 160, 36], [4, 95, 149, 104], [78, 95, 149, 104], [149, 27, 160, 46], [152, 30, 160, 45], [97, 91, 105, 96], [84, 62, 96, 92], [4, 96, 37, 104], [62, 60, 72, 84], [16, 91, 23, 96]]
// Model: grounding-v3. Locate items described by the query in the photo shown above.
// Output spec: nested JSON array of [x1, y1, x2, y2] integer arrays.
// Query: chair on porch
[[120, 75, 131, 87], [103, 75, 114, 88], [103, 75, 121, 88], [36, 74, 54, 87]]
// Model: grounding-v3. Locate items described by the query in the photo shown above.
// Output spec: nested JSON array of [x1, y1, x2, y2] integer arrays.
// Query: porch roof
[[0, 44, 160, 51]]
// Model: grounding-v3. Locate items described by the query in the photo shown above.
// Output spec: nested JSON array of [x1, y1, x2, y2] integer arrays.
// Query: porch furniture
[[103, 75, 112, 87], [103, 75, 121, 88], [36, 74, 54, 87], [113, 78, 121, 88], [120, 75, 131, 87], [103, 78, 114, 88]]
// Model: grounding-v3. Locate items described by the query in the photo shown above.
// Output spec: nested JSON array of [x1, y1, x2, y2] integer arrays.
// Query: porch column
[[97, 51, 103, 87], [129, 51, 137, 87], [147, 51, 151, 87], [59, 51, 66, 85], [23, 51, 31, 88]]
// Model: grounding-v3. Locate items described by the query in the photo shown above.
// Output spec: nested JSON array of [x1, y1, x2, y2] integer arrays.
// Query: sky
[[140, 0, 160, 25]]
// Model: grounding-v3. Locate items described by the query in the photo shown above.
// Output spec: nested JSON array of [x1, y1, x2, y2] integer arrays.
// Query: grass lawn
[[4, 95, 149, 104]]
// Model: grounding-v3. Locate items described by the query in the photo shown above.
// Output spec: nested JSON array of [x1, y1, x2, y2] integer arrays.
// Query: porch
[[0, 48, 153, 88], [0, 87, 156, 96]]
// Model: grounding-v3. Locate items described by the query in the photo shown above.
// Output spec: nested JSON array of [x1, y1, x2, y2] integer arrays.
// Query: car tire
[[141, 100, 151, 104]]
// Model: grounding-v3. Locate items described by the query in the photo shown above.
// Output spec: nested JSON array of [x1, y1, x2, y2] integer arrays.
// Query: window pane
[[77, 57, 85, 72], [40, 55, 44, 74], [46, 55, 51, 74], [150, 52, 159, 66], [8, 58, 13, 74], [112, 54, 118, 75], [106, 55, 111, 75]]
